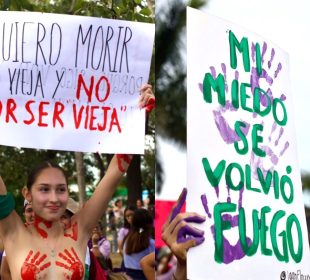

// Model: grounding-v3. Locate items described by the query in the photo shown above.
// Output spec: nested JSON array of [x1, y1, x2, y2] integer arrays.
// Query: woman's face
[[125, 209, 134, 225], [28, 167, 68, 222]]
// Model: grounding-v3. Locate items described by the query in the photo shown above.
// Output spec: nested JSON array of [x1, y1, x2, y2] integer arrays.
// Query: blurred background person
[[122, 208, 154, 280]]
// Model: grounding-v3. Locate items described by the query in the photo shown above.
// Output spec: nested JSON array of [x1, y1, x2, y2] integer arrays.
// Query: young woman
[[117, 205, 136, 255], [0, 85, 154, 280]]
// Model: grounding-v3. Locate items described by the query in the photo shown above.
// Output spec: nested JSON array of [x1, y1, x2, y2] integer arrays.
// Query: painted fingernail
[[170, 188, 187, 222]]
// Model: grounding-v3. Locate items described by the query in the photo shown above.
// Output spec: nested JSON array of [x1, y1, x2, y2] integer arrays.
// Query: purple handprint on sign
[[201, 185, 251, 264]]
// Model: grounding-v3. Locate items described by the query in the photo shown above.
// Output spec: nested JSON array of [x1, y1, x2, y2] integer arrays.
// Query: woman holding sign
[[161, 188, 206, 280], [0, 85, 154, 280]]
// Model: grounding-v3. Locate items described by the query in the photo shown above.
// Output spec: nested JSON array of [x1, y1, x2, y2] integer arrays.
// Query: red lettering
[[95, 76, 110, 102], [0, 101, 2, 116], [75, 74, 94, 102], [53, 102, 65, 128], [97, 107, 111, 131], [6, 98, 18, 123], [38, 101, 49, 127], [89, 106, 99, 130], [72, 104, 84, 129], [109, 108, 121, 132], [84, 106, 89, 129], [24, 100, 36, 125]]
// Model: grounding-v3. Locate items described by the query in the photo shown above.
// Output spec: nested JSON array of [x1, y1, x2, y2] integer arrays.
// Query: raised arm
[[78, 84, 155, 235], [78, 154, 132, 234], [0, 176, 21, 239]]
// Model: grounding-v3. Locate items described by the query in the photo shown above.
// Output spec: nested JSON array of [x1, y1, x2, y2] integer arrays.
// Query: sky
[[157, 0, 310, 204]]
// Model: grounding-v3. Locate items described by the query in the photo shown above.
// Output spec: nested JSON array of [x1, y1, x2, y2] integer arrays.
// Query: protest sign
[[0, 11, 154, 154], [187, 7, 310, 279]]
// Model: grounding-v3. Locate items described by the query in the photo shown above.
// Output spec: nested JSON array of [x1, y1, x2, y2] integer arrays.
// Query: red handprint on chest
[[21, 250, 51, 280], [56, 247, 84, 280]]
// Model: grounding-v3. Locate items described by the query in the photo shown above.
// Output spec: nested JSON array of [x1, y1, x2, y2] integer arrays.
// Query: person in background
[[91, 227, 112, 271], [113, 199, 124, 228], [161, 188, 206, 280], [136, 198, 144, 209], [122, 208, 154, 280], [117, 205, 136, 256], [23, 200, 35, 226]]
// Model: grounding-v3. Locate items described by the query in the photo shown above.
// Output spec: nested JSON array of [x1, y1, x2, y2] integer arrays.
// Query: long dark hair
[[123, 208, 153, 255], [27, 161, 68, 190], [123, 205, 137, 229]]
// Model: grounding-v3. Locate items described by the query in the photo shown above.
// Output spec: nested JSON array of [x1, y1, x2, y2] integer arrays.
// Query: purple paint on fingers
[[195, 236, 205, 246], [184, 215, 206, 223], [170, 188, 187, 223], [177, 235, 205, 246], [178, 224, 204, 239]]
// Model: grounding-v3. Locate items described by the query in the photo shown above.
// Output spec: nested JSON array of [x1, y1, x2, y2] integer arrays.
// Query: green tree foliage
[[155, 0, 206, 192]]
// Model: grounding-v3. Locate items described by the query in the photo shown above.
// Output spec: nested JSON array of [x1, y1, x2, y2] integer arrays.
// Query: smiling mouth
[[47, 206, 60, 211]]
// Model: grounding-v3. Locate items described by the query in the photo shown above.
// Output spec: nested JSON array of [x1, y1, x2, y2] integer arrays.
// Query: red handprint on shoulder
[[21, 250, 51, 280], [64, 221, 78, 241], [116, 154, 133, 173], [56, 248, 84, 280]]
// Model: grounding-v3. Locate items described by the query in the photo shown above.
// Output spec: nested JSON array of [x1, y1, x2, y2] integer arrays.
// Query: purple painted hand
[[161, 188, 206, 264]]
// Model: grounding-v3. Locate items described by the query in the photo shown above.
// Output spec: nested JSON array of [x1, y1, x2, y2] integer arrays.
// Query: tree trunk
[[126, 155, 142, 206], [74, 152, 86, 206]]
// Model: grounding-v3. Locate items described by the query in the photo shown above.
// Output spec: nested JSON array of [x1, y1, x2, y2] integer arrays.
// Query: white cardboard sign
[[187, 7, 310, 280], [0, 11, 154, 153]]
